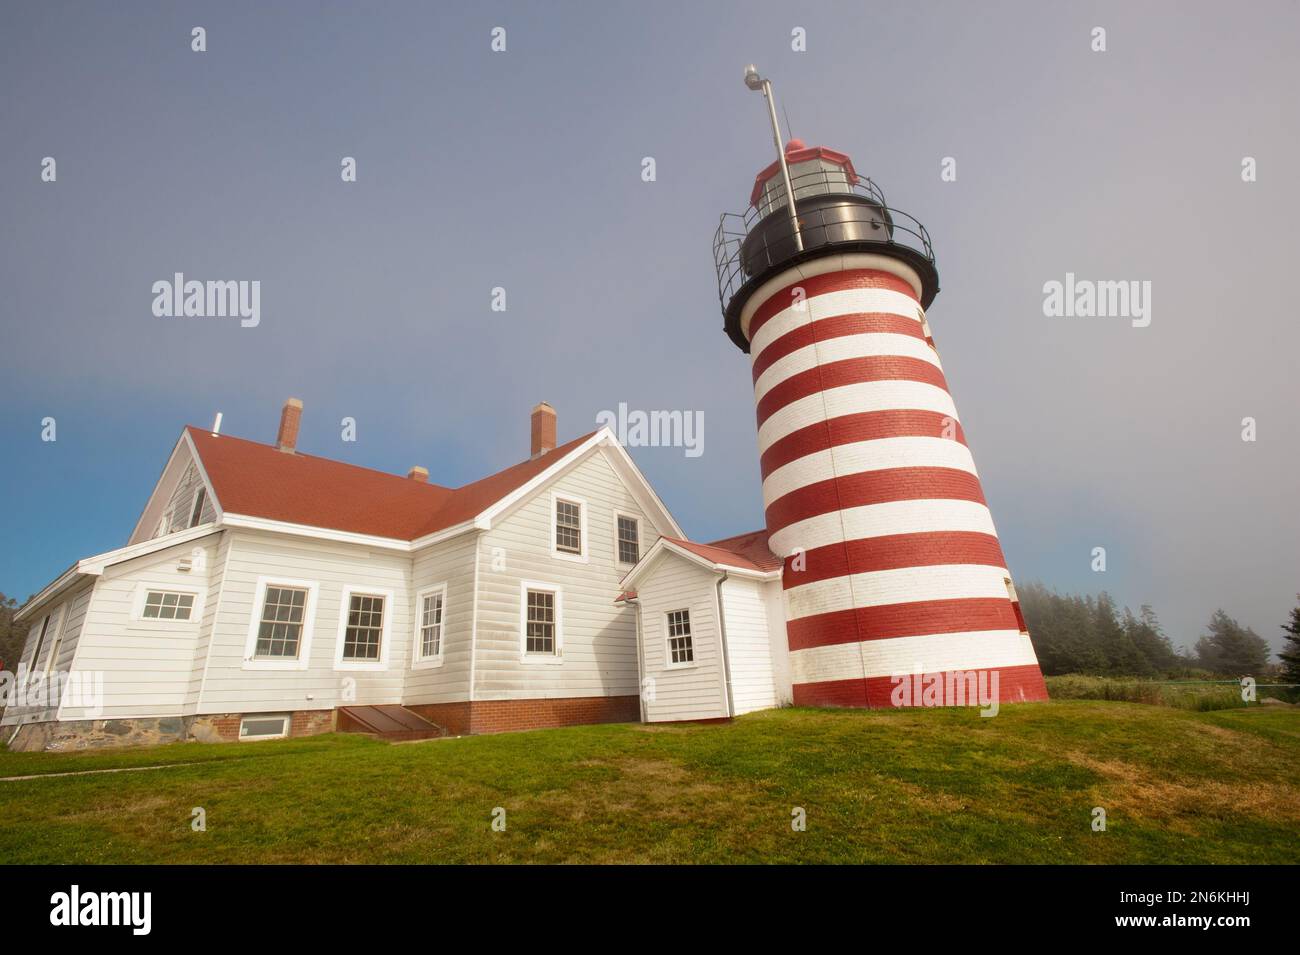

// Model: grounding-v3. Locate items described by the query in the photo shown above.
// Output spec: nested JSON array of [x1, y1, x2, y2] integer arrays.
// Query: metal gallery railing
[[713, 167, 936, 318]]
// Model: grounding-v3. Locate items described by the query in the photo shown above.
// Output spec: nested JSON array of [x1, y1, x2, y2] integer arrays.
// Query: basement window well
[[239, 715, 290, 741]]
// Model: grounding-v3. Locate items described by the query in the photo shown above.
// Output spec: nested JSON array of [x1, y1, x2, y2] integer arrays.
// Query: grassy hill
[[1, 701, 1296, 864]]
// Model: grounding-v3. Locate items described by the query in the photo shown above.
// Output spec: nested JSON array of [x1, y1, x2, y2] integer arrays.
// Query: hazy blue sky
[[2, 1, 1297, 653]]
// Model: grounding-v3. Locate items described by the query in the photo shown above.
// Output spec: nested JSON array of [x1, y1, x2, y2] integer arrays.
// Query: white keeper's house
[[4, 400, 795, 750]]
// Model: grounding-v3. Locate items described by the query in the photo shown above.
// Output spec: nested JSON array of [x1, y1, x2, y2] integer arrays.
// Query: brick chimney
[[276, 398, 303, 453], [407, 466, 429, 483], [530, 402, 556, 458]]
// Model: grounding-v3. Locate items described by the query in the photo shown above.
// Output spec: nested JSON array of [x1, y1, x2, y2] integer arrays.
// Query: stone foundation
[[4, 709, 336, 752]]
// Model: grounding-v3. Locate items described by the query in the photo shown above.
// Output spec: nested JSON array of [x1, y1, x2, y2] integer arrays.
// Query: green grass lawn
[[1, 701, 1296, 864]]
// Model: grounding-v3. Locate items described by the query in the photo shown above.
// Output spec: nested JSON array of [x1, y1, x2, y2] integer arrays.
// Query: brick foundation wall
[[408, 695, 639, 736], [405, 701, 473, 735], [290, 710, 335, 737], [191, 709, 335, 742]]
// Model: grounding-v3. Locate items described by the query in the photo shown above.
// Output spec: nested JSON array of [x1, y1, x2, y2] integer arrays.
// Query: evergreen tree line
[[1019, 582, 1300, 680], [0, 592, 24, 674]]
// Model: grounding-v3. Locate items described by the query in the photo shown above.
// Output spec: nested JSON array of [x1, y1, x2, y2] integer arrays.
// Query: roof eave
[[17, 522, 226, 623], [619, 537, 780, 590]]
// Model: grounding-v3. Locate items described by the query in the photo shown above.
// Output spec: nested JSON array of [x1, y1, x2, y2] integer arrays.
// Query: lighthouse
[[713, 68, 1048, 708]]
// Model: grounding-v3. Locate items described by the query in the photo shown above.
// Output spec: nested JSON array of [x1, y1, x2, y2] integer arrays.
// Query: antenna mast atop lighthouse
[[712, 68, 1048, 709]]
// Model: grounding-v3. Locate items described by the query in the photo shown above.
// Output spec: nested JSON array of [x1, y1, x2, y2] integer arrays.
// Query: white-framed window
[[242, 577, 319, 670], [413, 584, 447, 667], [189, 487, 207, 528], [239, 714, 290, 741], [614, 512, 641, 565], [154, 511, 172, 539], [333, 585, 394, 670], [255, 587, 308, 656], [129, 583, 205, 627], [550, 492, 588, 562], [519, 581, 563, 663], [665, 609, 694, 667]]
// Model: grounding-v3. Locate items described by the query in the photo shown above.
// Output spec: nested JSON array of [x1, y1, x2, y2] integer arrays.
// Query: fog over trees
[[1018, 582, 1280, 677]]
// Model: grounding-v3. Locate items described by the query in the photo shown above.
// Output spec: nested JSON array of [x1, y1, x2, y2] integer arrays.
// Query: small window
[[155, 512, 172, 538], [189, 488, 207, 528], [666, 609, 694, 665], [254, 586, 308, 658], [1005, 578, 1028, 633], [142, 590, 196, 621], [419, 590, 444, 659], [525, 589, 556, 655], [239, 715, 290, 741], [343, 593, 385, 661], [616, 515, 640, 565], [555, 499, 582, 555], [917, 308, 936, 347]]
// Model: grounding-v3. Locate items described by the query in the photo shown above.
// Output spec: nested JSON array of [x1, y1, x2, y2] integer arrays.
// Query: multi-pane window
[[525, 589, 556, 654], [555, 499, 582, 555], [666, 609, 694, 665], [143, 590, 196, 621], [254, 586, 307, 658], [617, 515, 640, 564], [343, 593, 385, 661], [420, 591, 444, 658], [189, 488, 207, 528]]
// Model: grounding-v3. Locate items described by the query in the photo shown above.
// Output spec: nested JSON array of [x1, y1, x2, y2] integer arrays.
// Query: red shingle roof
[[661, 529, 782, 573], [187, 426, 597, 541]]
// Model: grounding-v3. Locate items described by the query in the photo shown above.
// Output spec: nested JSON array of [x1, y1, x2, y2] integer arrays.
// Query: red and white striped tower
[[713, 122, 1048, 707]]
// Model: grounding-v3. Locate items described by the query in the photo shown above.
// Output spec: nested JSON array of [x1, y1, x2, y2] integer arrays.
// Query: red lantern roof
[[749, 140, 858, 207]]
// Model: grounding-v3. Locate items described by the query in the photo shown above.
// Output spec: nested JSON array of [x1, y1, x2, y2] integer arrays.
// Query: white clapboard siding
[[636, 551, 727, 722], [163, 462, 216, 532], [195, 529, 412, 714], [718, 576, 780, 716], [403, 531, 479, 705], [763, 580, 794, 706], [128, 438, 197, 546], [0, 584, 95, 725], [184, 531, 233, 711], [59, 536, 221, 720], [472, 446, 659, 701]]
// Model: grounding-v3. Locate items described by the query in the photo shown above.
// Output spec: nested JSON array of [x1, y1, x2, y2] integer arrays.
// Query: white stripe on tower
[[758, 380, 959, 450], [761, 437, 978, 508], [753, 332, 941, 405], [739, 253, 1046, 706], [770, 498, 997, 558]]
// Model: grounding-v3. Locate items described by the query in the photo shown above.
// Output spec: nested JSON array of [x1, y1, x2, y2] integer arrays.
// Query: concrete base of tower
[[792, 663, 1049, 709]]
